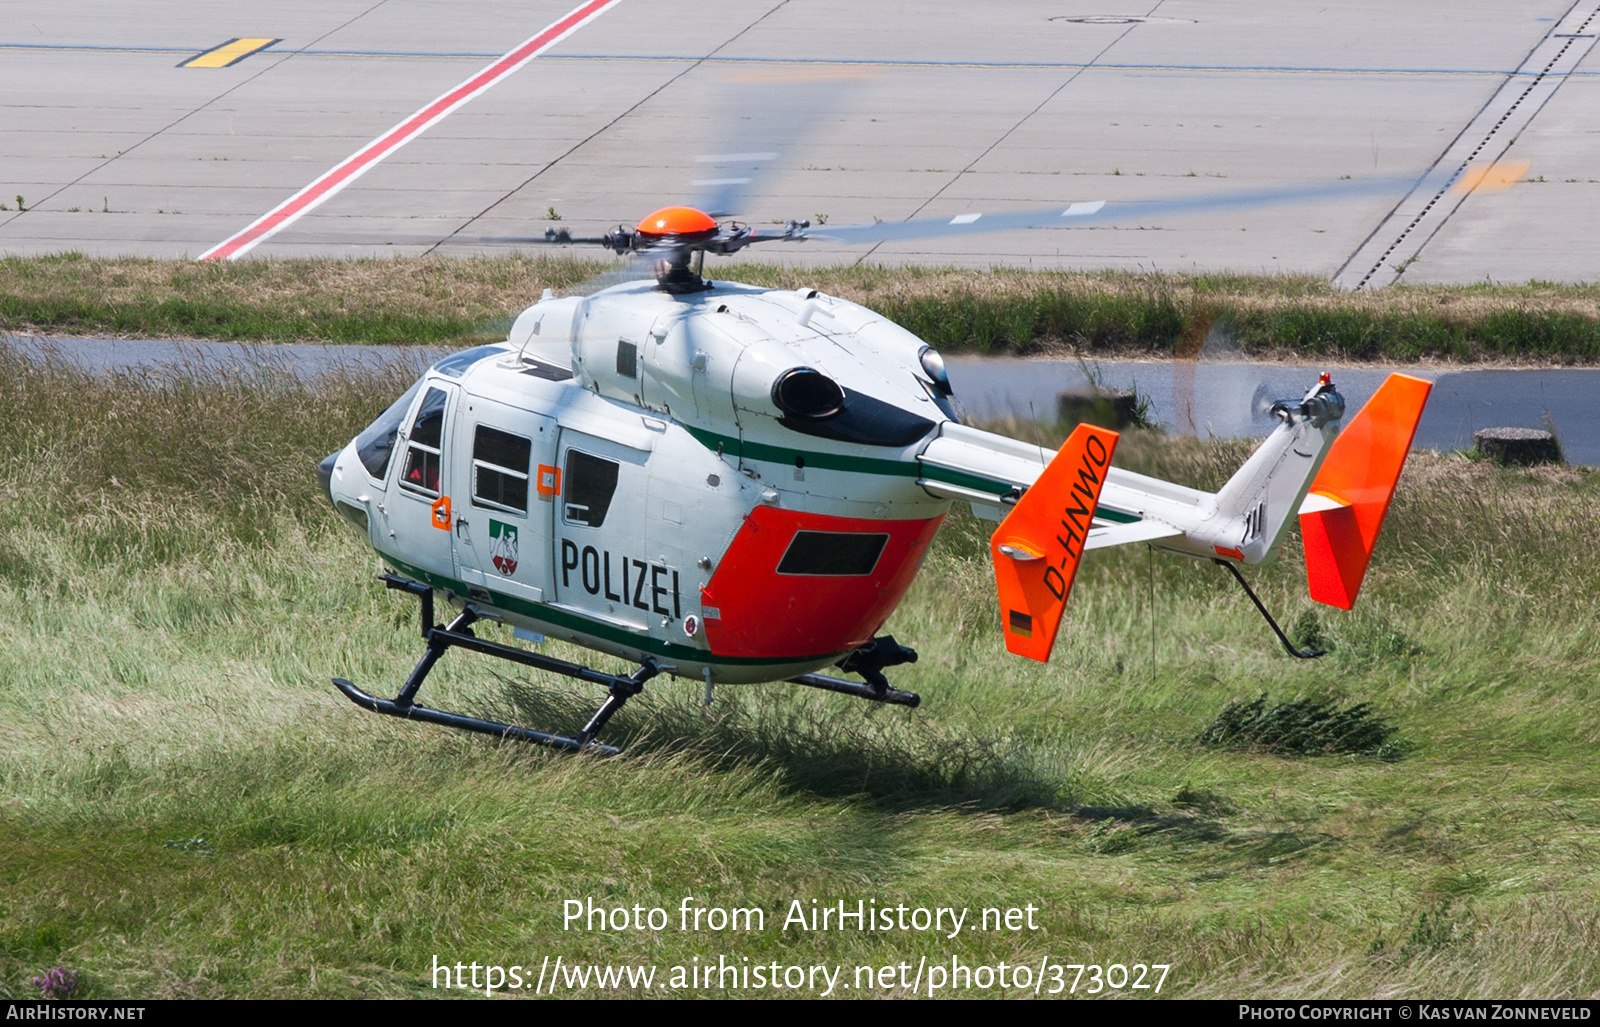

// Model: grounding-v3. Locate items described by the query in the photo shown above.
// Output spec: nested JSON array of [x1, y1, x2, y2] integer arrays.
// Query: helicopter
[[317, 192, 1432, 757]]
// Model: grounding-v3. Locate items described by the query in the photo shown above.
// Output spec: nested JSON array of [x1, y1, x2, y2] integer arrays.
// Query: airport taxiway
[[0, 1, 1596, 283]]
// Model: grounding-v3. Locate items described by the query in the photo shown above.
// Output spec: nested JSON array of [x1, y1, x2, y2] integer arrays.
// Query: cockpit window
[[354, 379, 423, 480], [431, 344, 507, 378], [400, 387, 449, 495]]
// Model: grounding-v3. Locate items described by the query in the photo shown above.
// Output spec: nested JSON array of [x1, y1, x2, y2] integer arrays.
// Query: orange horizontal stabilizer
[[1300, 373, 1431, 609], [991, 424, 1120, 662]]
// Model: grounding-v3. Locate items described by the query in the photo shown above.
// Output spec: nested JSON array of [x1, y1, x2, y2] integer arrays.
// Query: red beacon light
[[636, 206, 719, 240]]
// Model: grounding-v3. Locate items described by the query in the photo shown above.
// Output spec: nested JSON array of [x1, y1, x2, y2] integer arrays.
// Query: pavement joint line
[[0, 43, 197, 55], [419, 0, 795, 257], [854, 0, 1156, 268], [1334, 0, 1600, 290], [0, 1, 393, 242], [198, 0, 625, 262]]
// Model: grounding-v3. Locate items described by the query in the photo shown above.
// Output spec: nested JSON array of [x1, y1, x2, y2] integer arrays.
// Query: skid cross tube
[[578, 661, 658, 746], [394, 607, 478, 708], [332, 575, 661, 754], [1213, 559, 1327, 660]]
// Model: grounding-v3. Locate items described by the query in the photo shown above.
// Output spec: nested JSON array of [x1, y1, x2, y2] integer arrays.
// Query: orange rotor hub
[[636, 206, 718, 238]]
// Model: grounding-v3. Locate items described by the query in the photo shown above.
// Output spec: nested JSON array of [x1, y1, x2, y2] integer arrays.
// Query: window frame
[[355, 379, 424, 483], [775, 530, 890, 577], [471, 424, 533, 515], [560, 448, 620, 529], [397, 385, 449, 498]]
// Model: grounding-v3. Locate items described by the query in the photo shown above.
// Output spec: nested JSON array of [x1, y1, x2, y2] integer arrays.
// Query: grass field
[[2, 353, 1599, 999], [4, 253, 1600, 363]]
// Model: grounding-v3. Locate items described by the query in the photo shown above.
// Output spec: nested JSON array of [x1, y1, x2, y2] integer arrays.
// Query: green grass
[[2, 353, 1600, 998], [4, 254, 1600, 362]]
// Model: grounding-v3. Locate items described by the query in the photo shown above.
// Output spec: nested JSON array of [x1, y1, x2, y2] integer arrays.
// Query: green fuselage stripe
[[684, 425, 911, 477], [681, 425, 1142, 524]]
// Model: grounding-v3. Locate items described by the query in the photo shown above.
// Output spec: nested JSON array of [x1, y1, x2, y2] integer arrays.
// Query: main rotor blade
[[481, 233, 613, 246], [692, 73, 863, 219], [804, 175, 1421, 245], [246, 227, 624, 250], [560, 256, 652, 297]]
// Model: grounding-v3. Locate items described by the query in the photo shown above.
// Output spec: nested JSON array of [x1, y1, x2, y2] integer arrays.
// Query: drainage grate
[[1333, 0, 1600, 290]]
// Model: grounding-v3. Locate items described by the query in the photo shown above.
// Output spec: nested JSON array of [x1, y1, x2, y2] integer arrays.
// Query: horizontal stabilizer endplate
[[1298, 373, 1432, 609], [990, 423, 1120, 663]]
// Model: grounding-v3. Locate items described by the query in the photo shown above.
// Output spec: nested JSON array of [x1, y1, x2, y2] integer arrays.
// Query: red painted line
[[199, 0, 622, 261]]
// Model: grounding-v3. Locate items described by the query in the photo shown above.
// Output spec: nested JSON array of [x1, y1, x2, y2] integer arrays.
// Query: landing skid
[[333, 575, 923, 755], [788, 672, 920, 708], [332, 575, 658, 756], [790, 635, 922, 707]]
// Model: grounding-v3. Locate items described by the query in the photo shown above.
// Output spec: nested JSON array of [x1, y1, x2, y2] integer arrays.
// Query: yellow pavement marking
[[181, 38, 279, 69], [1454, 160, 1533, 195]]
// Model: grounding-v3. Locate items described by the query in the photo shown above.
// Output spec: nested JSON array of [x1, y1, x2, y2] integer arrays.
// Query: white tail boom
[[918, 373, 1430, 661]]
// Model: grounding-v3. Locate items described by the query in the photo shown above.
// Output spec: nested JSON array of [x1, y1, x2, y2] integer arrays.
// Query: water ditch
[[8, 336, 1595, 464]]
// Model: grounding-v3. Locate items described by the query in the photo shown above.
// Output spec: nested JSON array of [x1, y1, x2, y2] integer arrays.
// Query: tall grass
[[2, 354, 1599, 998], [4, 255, 1600, 362]]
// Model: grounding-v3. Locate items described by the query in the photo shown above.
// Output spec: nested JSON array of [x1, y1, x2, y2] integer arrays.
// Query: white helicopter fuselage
[[323, 279, 1342, 685]]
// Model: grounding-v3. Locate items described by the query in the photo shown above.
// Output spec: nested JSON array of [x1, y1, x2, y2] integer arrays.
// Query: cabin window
[[430, 343, 505, 378], [472, 425, 532, 514], [562, 450, 619, 528], [776, 531, 889, 576], [400, 386, 449, 495]]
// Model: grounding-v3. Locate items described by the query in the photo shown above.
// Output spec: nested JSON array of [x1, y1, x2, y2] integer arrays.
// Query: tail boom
[[908, 371, 1424, 662]]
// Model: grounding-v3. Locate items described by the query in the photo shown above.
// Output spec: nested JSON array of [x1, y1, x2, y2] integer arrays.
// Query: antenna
[[504, 288, 554, 367]]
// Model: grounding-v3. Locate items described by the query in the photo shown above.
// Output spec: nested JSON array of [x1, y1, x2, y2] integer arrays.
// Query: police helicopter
[[317, 180, 1432, 757]]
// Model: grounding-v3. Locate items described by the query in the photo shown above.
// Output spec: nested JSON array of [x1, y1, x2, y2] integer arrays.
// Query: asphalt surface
[[2, 1, 1597, 283]]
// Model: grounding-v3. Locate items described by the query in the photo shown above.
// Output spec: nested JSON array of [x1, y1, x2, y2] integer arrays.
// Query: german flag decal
[[990, 424, 1120, 663]]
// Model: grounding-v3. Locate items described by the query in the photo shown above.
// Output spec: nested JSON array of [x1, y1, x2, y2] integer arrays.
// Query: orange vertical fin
[[1299, 373, 1432, 609], [991, 424, 1120, 662]]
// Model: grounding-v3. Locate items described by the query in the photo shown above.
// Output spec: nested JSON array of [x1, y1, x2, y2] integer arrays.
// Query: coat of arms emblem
[[489, 519, 518, 576]]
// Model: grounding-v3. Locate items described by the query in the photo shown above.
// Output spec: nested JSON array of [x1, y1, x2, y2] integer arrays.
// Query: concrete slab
[[1406, 56, 1600, 284], [0, 0, 1595, 284]]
